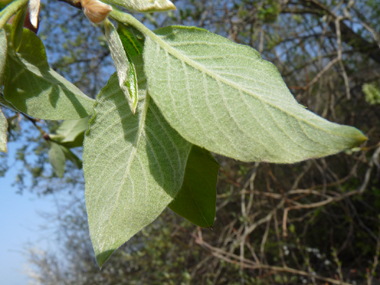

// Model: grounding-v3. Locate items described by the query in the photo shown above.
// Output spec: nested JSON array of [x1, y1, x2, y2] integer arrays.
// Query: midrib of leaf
[[146, 33, 306, 155], [107, 92, 150, 222], [151, 33, 361, 140]]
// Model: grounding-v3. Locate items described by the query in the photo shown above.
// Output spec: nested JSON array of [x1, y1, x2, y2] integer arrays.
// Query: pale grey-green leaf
[[106, 0, 175, 13], [0, 107, 8, 153], [49, 141, 66, 178], [54, 117, 89, 143], [0, 29, 6, 84], [83, 57, 191, 267], [144, 26, 367, 163], [104, 19, 138, 114]]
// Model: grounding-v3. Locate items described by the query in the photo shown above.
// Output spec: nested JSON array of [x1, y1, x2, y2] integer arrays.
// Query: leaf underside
[[3, 26, 94, 120], [50, 117, 90, 148], [107, 0, 176, 13], [169, 145, 219, 228], [0, 28, 7, 84], [83, 57, 191, 267], [0, 30, 8, 152], [49, 141, 66, 178], [104, 19, 138, 114], [144, 26, 367, 163]]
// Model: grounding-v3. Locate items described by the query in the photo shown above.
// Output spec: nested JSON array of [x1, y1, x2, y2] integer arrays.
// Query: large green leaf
[[49, 117, 89, 148], [0, 29, 6, 84], [3, 26, 94, 120], [83, 57, 191, 267], [106, 0, 175, 13], [143, 26, 367, 163], [0, 107, 7, 153], [169, 145, 219, 228]]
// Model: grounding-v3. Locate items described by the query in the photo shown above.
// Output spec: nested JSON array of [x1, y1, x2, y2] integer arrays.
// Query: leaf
[[11, 5, 27, 51], [0, 29, 6, 84], [3, 25, 95, 120], [0, 107, 8, 153], [61, 146, 82, 169], [104, 19, 138, 114], [0, 94, 21, 112], [48, 141, 66, 178], [117, 23, 143, 58], [49, 117, 90, 148], [108, 0, 176, 13], [83, 56, 192, 267], [169, 145, 219, 228], [144, 26, 367, 163]]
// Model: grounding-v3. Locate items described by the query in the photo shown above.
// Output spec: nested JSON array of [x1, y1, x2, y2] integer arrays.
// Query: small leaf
[[104, 19, 138, 114], [83, 56, 191, 267], [169, 145, 219, 228], [61, 146, 82, 169], [0, 93, 21, 112], [0, 29, 7, 84], [48, 141, 66, 178], [108, 0, 175, 13], [11, 5, 27, 51], [144, 26, 367, 163], [49, 117, 89, 148], [3, 25, 95, 120], [0, 107, 8, 153], [117, 23, 143, 58]]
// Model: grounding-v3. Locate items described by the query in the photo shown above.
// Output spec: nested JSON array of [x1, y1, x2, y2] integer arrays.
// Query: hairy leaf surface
[[104, 19, 138, 114], [3, 26, 94, 120], [169, 145, 219, 228], [83, 57, 191, 267], [49, 117, 89, 148], [0, 29, 6, 84], [0, 107, 7, 153], [106, 0, 175, 13], [144, 26, 367, 163], [48, 141, 66, 178]]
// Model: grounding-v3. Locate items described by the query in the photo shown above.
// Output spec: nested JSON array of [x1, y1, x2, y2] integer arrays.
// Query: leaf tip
[[95, 249, 115, 268]]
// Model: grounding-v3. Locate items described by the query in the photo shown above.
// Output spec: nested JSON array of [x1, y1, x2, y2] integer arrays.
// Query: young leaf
[[11, 5, 27, 51], [169, 145, 219, 228], [49, 117, 89, 148], [104, 19, 138, 114], [0, 29, 6, 84], [3, 26, 94, 120], [48, 141, 66, 178], [143, 26, 367, 163], [117, 23, 143, 57], [83, 57, 191, 267], [0, 107, 8, 153], [107, 0, 175, 13], [61, 146, 82, 169]]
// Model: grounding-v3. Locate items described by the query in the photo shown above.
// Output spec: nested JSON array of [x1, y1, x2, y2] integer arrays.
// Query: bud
[[81, 0, 112, 24], [28, 0, 40, 29]]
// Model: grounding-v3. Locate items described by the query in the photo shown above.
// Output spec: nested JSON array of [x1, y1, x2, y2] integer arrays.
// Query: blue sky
[[0, 143, 58, 285]]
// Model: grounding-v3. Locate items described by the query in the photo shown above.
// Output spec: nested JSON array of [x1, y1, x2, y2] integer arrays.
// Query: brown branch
[[195, 238, 354, 285], [297, 0, 380, 64]]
